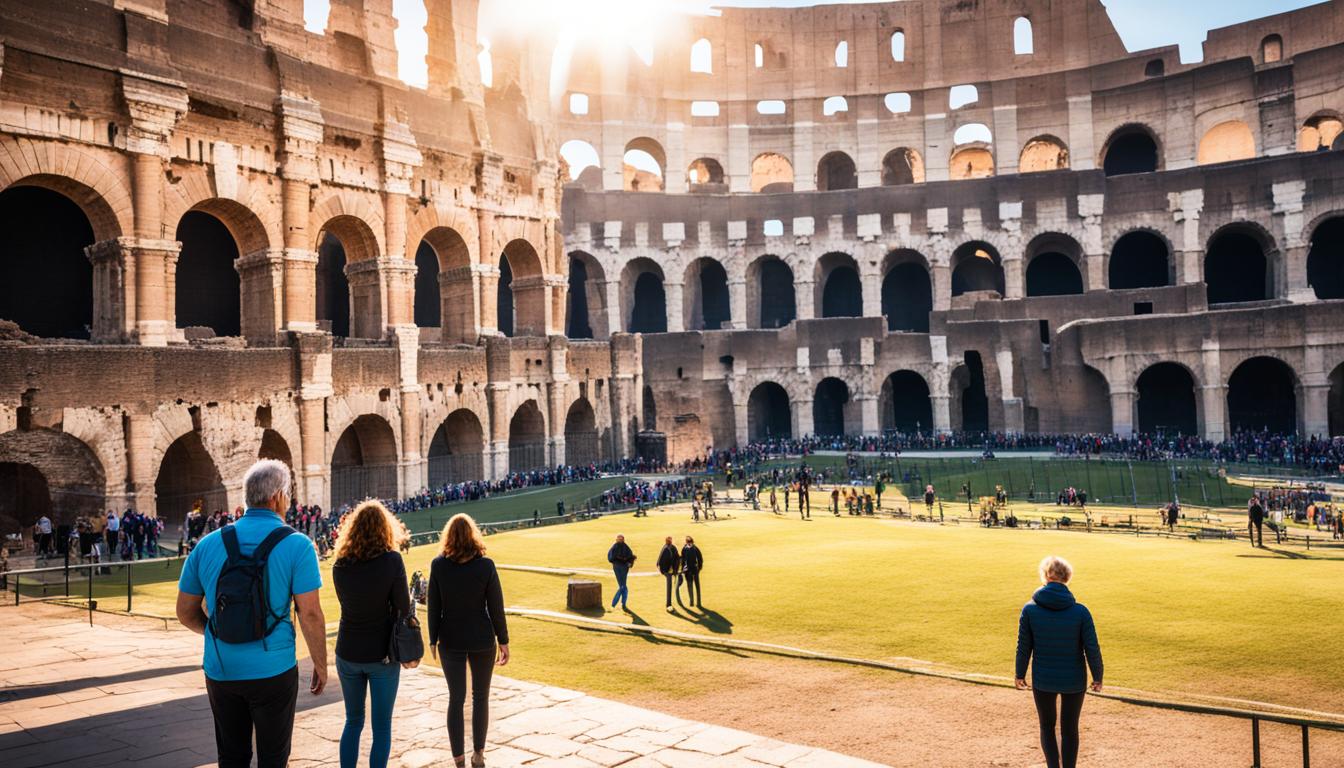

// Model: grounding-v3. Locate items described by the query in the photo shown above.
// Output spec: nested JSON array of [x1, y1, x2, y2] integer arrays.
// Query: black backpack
[[209, 526, 296, 645]]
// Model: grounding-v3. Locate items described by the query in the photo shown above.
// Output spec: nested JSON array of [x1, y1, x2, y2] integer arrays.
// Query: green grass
[[114, 489, 1344, 715], [393, 476, 636, 534]]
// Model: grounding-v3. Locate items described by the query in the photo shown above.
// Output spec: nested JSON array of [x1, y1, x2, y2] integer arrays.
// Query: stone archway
[[1136, 363, 1198, 435], [156, 431, 227, 525], [428, 409, 485, 485], [747, 382, 792, 441], [0, 429, 107, 535], [565, 398, 601, 466], [330, 414, 399, 508], [509, 400, 547, 472]]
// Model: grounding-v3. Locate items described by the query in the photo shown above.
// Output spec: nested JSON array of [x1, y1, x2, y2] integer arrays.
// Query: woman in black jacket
[[331, 501, 415, 768], [428, 513, 509, 768]]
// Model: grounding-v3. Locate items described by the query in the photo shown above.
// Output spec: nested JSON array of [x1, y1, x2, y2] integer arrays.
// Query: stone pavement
[[0, 604, 888, 767]]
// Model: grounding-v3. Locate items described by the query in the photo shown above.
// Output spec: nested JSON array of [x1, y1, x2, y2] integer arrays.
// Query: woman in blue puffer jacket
[[1015, 555, 1104, 768]]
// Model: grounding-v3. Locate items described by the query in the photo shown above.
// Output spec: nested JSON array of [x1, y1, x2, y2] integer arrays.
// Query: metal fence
[[330, 464, 399, 509], [426, 453, 484, 488]]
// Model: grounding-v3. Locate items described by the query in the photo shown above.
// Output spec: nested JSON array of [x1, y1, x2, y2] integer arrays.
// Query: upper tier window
[[757, 100, 787, 115], [891, 30, 906, 62], [1014, 17, 1033, 55], [691, 38, 712, 74], [823, 96, 849, 116], [569, 93, 589, 115], [949, 84, 978, 110], [755, 43, 764, 68], [835, 41, 848, 68]]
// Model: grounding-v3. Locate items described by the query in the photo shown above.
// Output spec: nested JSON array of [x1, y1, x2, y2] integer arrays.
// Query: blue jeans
[[611, 565, 629, 607], [336, 656, 401, 768]]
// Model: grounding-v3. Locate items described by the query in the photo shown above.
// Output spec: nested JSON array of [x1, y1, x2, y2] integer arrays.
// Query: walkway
[[0, 604, 887, 768]]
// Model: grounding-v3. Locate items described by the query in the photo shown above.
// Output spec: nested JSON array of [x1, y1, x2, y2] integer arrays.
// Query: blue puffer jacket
[[1015, 581, 1103, 693]]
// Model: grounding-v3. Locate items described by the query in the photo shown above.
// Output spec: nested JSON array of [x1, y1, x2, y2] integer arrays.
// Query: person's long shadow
[[674, 594, 734, 634], [0, 664, 201, 703]]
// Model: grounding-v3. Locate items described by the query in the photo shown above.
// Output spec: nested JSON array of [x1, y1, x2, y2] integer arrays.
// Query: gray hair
[[1038, 555, 1073, 584], [244, 459, 291, 508]]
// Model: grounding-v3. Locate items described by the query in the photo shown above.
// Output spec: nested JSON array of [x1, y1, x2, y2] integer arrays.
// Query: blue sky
[[304, 0, 1328, 87]]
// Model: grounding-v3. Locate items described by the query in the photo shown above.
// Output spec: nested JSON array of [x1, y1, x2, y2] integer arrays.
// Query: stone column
[[440, 266, 480, 344], [124, 411, 157, 513], [477, 208, 499, 334], [1110, 388, 1136, 436], [791, 397, 813, 440], [733, 399, 750, 447], [85, 238, 135, 342], [1002, 255, 1025, 300], [1172, 189, 1204, 286], [1302, 382, 1330, 437], [663, 281, 685, 333], [728, 278, 747, 330], [795, 280, 815, 320], [345, 259, 385, 338], [276, 93, 324, 332], [393, 326, 424, 494], [295, 332, 335, 508], [379, 118, 423, 332], [1200, 339, 1225, 441], [235, 249, 285, 343], [856, 394, 880, 437], [604, 279, 623, 334], [931, 394, 952, 434], [1273, 181, 1310, 302], [487, 383, 510, 479]]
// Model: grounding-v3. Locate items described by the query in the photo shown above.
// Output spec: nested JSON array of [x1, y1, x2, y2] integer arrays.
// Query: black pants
[[205, 666, 299, 768], [683, 571, 700, 605], [1249, 518, 1263, 546], [1033, 689, 1085, 768], [664, 573, 677, 606], [443, 647, 495, 757]]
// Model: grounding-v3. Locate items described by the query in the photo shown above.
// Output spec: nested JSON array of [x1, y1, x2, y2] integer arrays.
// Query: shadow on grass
[[673, 592, 733, 634], [1236, 546, 1344, 561], [567, 622, 749, 658]]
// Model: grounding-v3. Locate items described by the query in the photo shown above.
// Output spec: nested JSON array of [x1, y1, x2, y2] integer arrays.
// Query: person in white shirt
[[1272, 507, 1285, 544], [36, 515, 53, 557]]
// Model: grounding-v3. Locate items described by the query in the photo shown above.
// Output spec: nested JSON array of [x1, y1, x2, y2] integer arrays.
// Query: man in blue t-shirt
[[176, 459, 326, 768]]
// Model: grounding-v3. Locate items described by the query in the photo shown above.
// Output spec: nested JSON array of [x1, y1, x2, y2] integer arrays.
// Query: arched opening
[[834, 40, 849, 68], [414, 240, 440, 328], [1298, 113, 1343, 152], [1307, 217, 1344, 299], [1197, 121, 1256, 166], [891, 30, 906, 61], [0, 429, 107, 534], [508, 400, 547, 472], [566, 256, 592, 339], [1102, 125, 1159, 176], [816, 151, 857, 191], [1136, 363, 1198, 435], [1329, 363, 1344, 436], [419, 226, 472, 342], [879, 371, 933, 432], [1262, 34, 1283, 64], [0, 186, 95, 339], [949, 147, 995, 180], [1227, 357, 1298, 434], [813, 378, 850, 436], [175, 210, 243, 337], [428, 409, 485, 486], [623, 137, 666, 192], [687, 157, 725, 189], [623, 259, 666, 333], [1109, 231, 1172, 289], [500, 239, 546, 336], [0, 463, 50, 537], [751, 152, 794, 193], [685, 257, 730, 331], [156, 431, 226, 526], [258, 429, 293, 471], [955, 352, 989, 432], [1019, 136, 1069, 173], [560, 139, 602, 190], [331, 414, 399, 507], [882, 251, 932, 332], [881, 147, 925, 185], [747, 382, 792, 441], [565, 398, 600, 466], [1014, 16, 1033, 55], [751, 256, 796, 329], [1205, 226, 1272, 304], [643, 385, 658, 430], [951, 242, 1004, 297], [1025, 235, 1084, 296], [316, 215, 379, 338], [497, 254, 514, 337], [817, 252, 862, 318], [822, 96, 849, 117], [690, 37, 712, 73]]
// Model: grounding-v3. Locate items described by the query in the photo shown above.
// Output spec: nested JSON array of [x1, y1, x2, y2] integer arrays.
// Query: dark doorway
[[414, 241, 440, 327], [428, 409, 484, 485], [643, 385, 657, 429], [1025, 252, 1083, 296], [566, 256, 593, 338], [330, 414, 399, 507], [882, 262, 932, 332], [317, 233, 350, 337], [508, 401, 547, 472], [258, 429, 293, 470], [813, 378, 849, 436], [747, 382, 792, 441], [758, 258, 796, 328], [497, 255, 515, 336], [697, 259, 731, 330], [0, 186, 94, 338], [951, 243, 1004, 296], [881, 148, 917, 186], [1307, 217, 1344, 299], [1227, 357, 1297, 434], [0, 462, 51, 536], [155, 431, 227, 526], [1205, 229, 1269, 304], [565, 398, 601, 466], [816, 151, 857, 191], [1330, 363, 1344, 436], [1136, 363, 1197, 435], [822, 266, 862, 317], [960, 352, 989, 432], [881, 371, 933, 432], [1109, 231, 1170, 289], [176, 211, 241, 336], [629, 272, 667, 333], [1103, 128, 1159, 176]]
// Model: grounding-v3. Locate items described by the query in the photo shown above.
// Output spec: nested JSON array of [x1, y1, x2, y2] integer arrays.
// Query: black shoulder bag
[[388, 603, 424, 664]]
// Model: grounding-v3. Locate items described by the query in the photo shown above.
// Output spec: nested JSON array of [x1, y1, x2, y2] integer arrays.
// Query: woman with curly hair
[[332, 500, 414, 768], [427, 513, 509, 768]]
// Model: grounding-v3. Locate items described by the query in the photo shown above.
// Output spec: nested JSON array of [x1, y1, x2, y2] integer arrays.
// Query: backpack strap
[[253, 526, 297, 638], [221, 525, 242, 563]]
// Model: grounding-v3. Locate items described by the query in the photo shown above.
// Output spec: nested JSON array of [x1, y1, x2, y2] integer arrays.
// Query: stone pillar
[[1302, 382, 1330, 437], [857, 394, 880, 437], [235, 249, 285, 343], [383, 259, 417, 329], [728, 279, 747, 330], [1200, 339, 1225, 441], [1110, 389, 1136, 436], [1078, 194, 1105, 291], [931, 395, 952, 434], [792, 397, 813, 440], [664, 281, 685, 333], [487, 383, 510, 479], [1172, 189, 1204, 286], [1273, 181, 1310, 302], [440, 266, 481, 344], [734, 399, 750, 447], [380, 118, 423, 331], [393, 326, 424, 493], [345, 259, 386, 338], [932, 263, 952, 311], [546, 377, 567, 467], [478, 265, 500, 335], [604, 279, 623, 334], [124, 411, 157, 513], [131, 153, 171, 346], [1002, 255, 1025, 300], [275, 93, 325, 332], [85, 238, 135, 342], [795, 280, 815, 321], [295, 332, 334, 508]]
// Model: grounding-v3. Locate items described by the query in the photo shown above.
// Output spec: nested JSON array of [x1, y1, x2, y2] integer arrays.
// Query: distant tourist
[[175, 459, 327, 768], [657, 536, 681, 612], [1247, 495, 1265, 548], [1270, 505, 1285, 544], [680, 536, 703, 608], [1015, 555, 1103, 768], [332, 500, 415, 768], [427, 514, 510, 768], [924, 485, 936, 516], [607, 534, 636, 610]]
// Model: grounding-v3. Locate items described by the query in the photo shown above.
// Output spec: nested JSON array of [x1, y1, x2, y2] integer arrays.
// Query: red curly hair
[[439, 513, 486, 563], [333, 500, 406, 565]]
